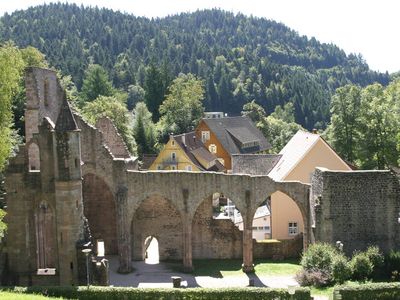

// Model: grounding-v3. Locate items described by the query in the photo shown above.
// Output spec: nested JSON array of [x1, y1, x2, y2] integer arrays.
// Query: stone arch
[[191, 192, 243, 259], [131, 193, 183, 261], [35, 201, 56, 269], [82, 173, 118, 255], [252, 181, 310, 250], [28, 142, 40, 171]]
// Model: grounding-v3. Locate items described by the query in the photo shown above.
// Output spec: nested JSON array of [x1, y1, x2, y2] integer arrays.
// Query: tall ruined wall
[[192, 197, 242, 259], [311, 168, 400, 255]]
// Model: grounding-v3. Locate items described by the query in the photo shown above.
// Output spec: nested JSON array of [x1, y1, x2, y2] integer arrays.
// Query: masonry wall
[[253, 236, 303, 259], [311, 168, 400, 255], [192, 198, 242, 259], [131, 195, 183, 261]]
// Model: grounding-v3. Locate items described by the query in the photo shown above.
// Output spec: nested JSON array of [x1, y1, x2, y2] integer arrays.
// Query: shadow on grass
[[193, 259, 243, 278]]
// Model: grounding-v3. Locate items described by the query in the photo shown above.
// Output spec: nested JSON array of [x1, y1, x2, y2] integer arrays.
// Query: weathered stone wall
[[253, 236, 303, 259], [131, 195, 183, 261], [82, 174, 118, 255], [192, 197, 242, 259], [311, 168, 400, 255]]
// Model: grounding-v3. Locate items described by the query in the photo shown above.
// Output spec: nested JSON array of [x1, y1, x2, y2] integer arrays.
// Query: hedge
[[1, 286, 311, 300], [334, 282, 400, 300]]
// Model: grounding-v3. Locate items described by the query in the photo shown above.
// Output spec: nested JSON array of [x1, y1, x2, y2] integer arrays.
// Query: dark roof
[[55, 94, 78, 132], [141, 154, 158, 170], [231, 154, 282, 175], [202, 116, 271, 154], [174, 132, 225, 172]]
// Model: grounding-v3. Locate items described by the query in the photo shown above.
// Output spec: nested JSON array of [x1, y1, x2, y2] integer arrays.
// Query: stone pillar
[[182, 189, 193, 272], [182, 216, 193, 272], [116, 187, 132, 273], [242, 190, 254, 273]]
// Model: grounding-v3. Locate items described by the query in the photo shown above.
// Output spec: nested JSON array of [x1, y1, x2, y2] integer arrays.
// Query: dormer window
[[209, 144, 217, 154], [201, 131, 210, 143]]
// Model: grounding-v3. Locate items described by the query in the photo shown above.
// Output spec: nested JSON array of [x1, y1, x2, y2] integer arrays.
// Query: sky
[[1, 0, 399, 73]]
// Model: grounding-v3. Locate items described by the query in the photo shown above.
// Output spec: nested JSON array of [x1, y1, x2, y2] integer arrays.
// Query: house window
[[157, 165, 161, 170], [171, 140, 175, 146], [201, 131, 210, 143], [171, 152, 176, 161], [218, 158, 225, 166], [171, 166, 176, 170], [288, 222, 298, 236], [186, 165, 192, 171], [209, 144, 217, 153]]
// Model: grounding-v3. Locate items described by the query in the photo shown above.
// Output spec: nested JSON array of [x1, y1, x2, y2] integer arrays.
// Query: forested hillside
[[0, 3, 390, 129]]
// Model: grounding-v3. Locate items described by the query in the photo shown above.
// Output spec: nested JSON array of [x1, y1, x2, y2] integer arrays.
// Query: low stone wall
[[253, 235, 303, 259]]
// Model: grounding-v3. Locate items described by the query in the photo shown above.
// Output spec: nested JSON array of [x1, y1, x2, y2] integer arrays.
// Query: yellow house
[[149, 132, 225, 172], [268, 130, 352, 240]]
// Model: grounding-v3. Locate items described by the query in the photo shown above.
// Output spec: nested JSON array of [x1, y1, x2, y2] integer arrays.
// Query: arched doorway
[[131, 194, 183, 262], [82, 173, 118, 254], [35, 202, 56, 269], [144, 236, 159, 264]]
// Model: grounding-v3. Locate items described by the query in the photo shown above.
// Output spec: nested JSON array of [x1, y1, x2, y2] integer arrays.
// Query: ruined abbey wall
[[311, 168, 400, 255]]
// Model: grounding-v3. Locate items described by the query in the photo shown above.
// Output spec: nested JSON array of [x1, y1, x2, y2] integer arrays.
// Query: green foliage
[[331, 255, 351, 284], [326, 80, 400, 169], [0, 286, 312, 300], [80, 64, 114, 103], [350, 252, 373, 281], [0, 42, 25, 171], [0, 3, 390, 130], [80, 95, 136, 154], [385, 250, 400, 281], [127, 85, 145, 111], [334, 282, 400, 300], [300, 243, 338, 275], [133, 102, 157, 158], [159, 73, 205, 135]]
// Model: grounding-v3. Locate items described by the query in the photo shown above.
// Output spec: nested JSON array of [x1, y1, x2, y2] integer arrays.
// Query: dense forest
[[0, 3, 391, 130]]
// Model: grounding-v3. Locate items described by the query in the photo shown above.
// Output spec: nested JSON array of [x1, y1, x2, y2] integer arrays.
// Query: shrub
[[334, 282, 400, 300], [295, 269, 330, 287], [332, 255, 351, 284], [365, 246, 384, 269], [351, 252, 373, 281], [300, 243, 338, 274], [0, 286, 312, 300], [385, 250, 400, 281]]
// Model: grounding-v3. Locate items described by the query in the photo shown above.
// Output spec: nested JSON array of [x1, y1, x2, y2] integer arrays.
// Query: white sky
[[1, 0, 399, 73]]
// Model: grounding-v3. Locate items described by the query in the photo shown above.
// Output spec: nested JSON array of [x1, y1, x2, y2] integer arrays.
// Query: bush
[[300, 243, 338, 273], [332, 255, 351, 284], [351, 252, 373, 281], [295, 269, 330, 287], [0, 286, 312, 300], [365, 246, 384, 269], [334, 282, 400, 300], [385, 250, 400, 281]]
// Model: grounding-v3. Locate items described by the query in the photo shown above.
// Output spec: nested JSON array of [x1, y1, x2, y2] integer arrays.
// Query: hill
[[0, 3, 390, 129]]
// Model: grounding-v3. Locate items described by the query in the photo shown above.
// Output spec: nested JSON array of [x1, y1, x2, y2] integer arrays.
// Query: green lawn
[[193, 258, 301, 277], [0, 292, 64, 300]]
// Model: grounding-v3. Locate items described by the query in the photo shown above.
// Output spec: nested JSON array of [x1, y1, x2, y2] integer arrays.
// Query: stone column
[[116, 187, 132, 273], [242, 190, 254, 272], [182, 189, 193, 272]]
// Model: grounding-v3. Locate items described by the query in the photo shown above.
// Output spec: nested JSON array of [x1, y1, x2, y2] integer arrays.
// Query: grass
[[193, 258, 301, 277], [0, 292, 64, 299]]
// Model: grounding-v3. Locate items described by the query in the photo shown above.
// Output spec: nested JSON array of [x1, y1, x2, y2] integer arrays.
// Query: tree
[[144, 64, 164, 122], [0, 43, 24, 170], [158, 73, 205, 135], [81, 95, 136, 154], [325, 85, 362, 163], [127, 85, 145, 111], [80, 64, 114, 104], [132, 102, 157, 158], [241, 100, 267, 123]]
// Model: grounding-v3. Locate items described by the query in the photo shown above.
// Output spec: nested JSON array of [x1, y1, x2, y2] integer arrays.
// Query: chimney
[[182, 134, 186, 146], [312, 128, 318, 134], [193, 135, 196, 143]]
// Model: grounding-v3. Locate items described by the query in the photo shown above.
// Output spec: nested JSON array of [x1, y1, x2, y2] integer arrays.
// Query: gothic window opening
[[35, 202, 56, 270]]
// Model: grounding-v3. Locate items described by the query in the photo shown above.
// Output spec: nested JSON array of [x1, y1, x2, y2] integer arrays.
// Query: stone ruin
[[3, 67, 400, 285]]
